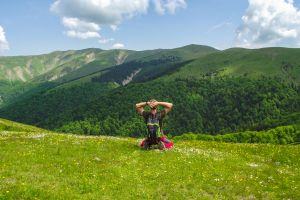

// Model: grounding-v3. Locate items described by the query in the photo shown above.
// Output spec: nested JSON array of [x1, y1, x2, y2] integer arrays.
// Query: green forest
[[1, 76, 299, 138], [174, 125, 300, 144]]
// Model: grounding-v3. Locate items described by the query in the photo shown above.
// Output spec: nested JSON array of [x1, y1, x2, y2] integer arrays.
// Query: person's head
[[149, 99, 157, 104]]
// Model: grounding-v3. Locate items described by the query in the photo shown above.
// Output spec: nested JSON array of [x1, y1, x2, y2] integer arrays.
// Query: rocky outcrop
[[122, 68, 141, 86]]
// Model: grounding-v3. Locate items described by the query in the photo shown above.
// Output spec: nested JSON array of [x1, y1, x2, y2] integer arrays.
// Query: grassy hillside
[[33, 49, 131, 84], [0, 49, 105, 106], [55, 44, 218, 86], [128, 44, 219, 62], [0, 45, 218, 106], [0, 119, 299, 199], [0, 118, 47, 132], [0, 45, 217, 84], [165, 47, 300, 84], [0, 49, 103, 82], [2, 46, 299, 108]]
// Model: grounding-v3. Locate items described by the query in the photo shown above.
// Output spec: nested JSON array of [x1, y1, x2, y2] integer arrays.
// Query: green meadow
[[1, 119, 299, 199]]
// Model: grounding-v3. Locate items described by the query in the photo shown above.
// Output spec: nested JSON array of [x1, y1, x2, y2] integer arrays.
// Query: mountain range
[[0, 44, 299, 136], [0, 45, 218, 105]]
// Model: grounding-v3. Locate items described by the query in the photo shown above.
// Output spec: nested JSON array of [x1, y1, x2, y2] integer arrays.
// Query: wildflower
[[247, 163, 259, 168], [94, 157, 101, 162]]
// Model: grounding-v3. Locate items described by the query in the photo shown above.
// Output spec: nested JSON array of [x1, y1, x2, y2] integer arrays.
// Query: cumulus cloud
[[62, 17, 100, 32], [65, 30, 101, 39], [0, 26, 9, 52], [51, 0, 149, 26], [236, 0, 300, 48], [112, 43, 125, 49], [62, 17, 101, 39], [51, 0, 186, 42]]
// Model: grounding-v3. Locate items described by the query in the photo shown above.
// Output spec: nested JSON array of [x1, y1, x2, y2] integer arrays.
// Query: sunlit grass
[[1, 129, 299, 199]]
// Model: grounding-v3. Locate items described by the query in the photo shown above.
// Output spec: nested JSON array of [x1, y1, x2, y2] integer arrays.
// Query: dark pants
[[145, 136, 161, 146]]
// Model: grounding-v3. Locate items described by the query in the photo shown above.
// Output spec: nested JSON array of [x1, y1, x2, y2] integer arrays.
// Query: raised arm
[[135, 101, 148, 115], [157, 101, 173, 114]]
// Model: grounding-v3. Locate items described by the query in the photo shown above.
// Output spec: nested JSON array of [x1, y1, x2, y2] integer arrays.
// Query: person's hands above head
[[151, 101, 159, 108], [146, 101, 151, 108], [147, 101, 153, 108], [148, 100, 158, 108]]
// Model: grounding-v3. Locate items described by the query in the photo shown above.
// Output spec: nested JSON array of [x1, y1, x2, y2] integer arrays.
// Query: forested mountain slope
[[163, 47, 300, 84], [0, 45, 218, 106]]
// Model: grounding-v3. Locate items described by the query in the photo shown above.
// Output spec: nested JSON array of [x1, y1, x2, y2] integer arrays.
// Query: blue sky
[[0, 0, 300, 56]]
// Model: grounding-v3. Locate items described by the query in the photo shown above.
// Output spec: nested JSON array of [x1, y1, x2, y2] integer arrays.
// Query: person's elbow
[[135, 104, 142, 113], [165, 103, 173, 113], [135, 106, 140, 113]]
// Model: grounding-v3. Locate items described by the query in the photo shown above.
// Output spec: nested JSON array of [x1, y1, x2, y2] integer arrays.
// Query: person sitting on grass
[[135, 99, 174, 150]]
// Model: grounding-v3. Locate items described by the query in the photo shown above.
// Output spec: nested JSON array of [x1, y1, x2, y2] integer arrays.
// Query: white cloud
[[51, 0, 186, 42], [0, 26, 9, 52], [62, 17, 100, 32], [99, 38, 114, 44], [110, 25, 118, 31], [112, 43, 125, 49], [153, 0, 165, 15], [51, 0, 149, 27], [62, 17, 101, 39], [236, 0, 300, 48], [65, 30, 101, 39], [153, 0, 187, 15]]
